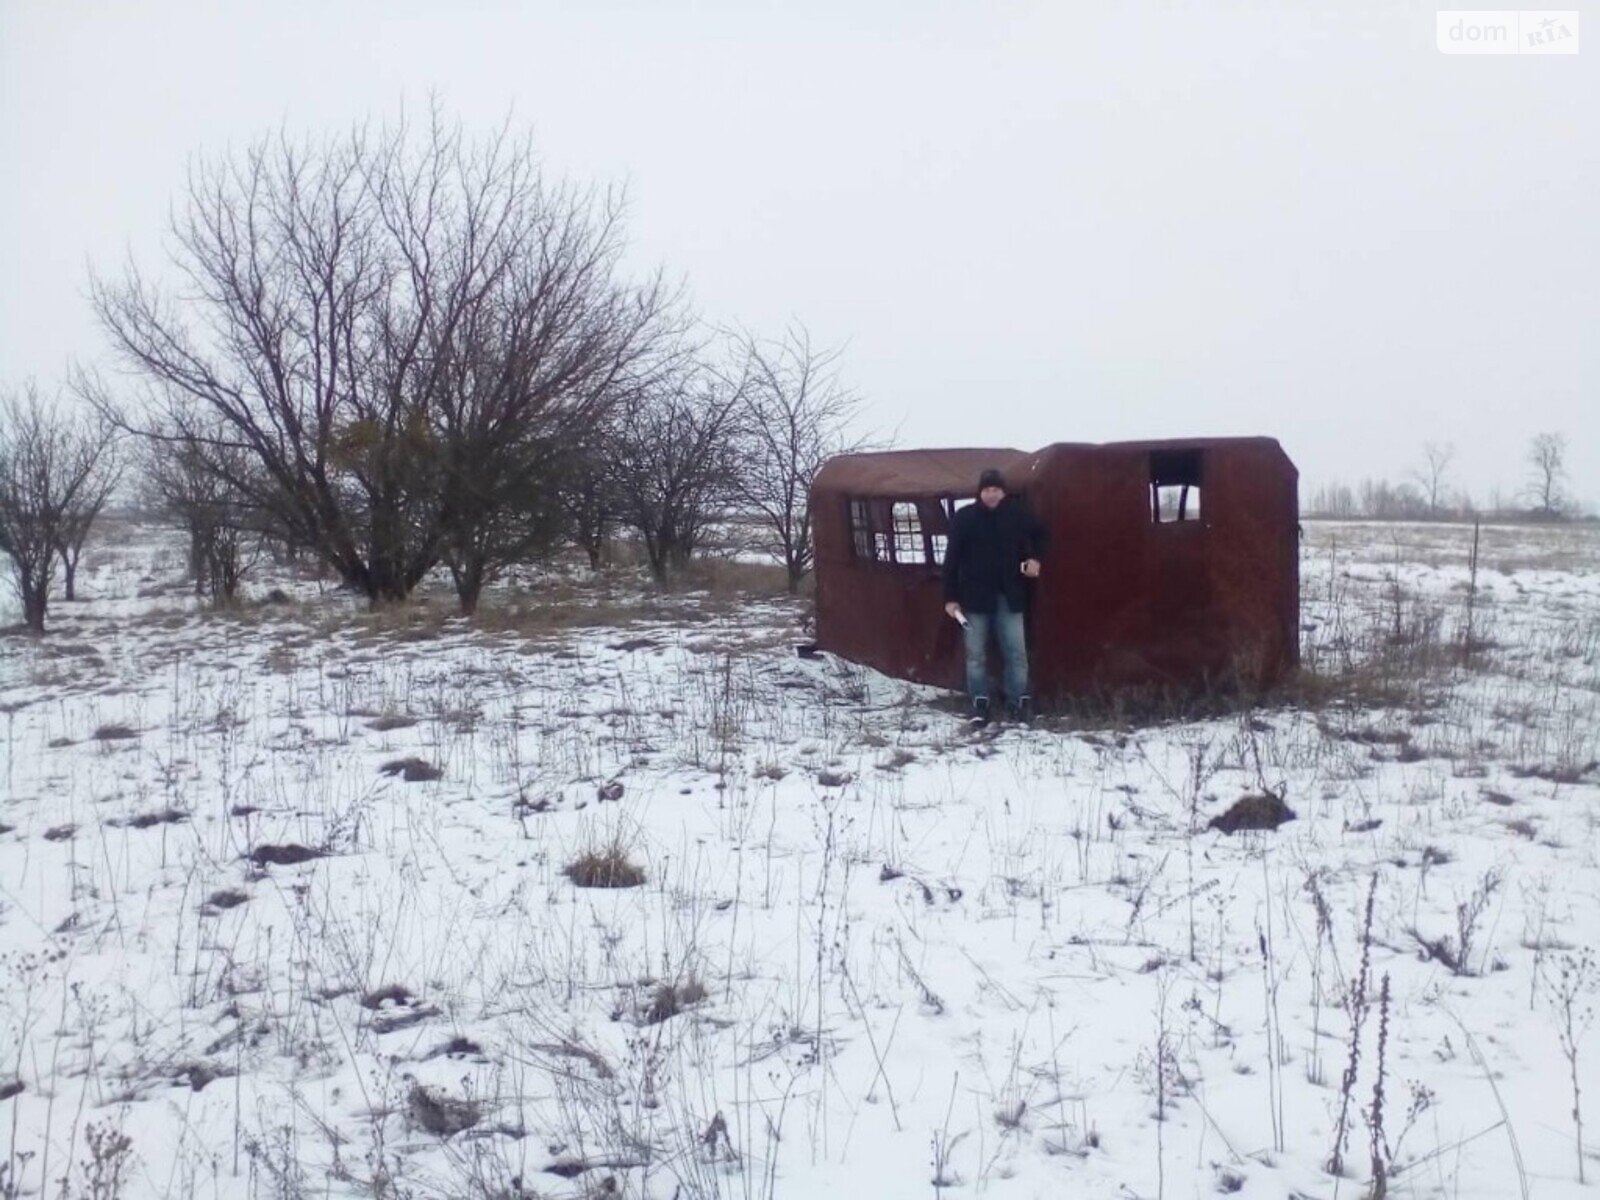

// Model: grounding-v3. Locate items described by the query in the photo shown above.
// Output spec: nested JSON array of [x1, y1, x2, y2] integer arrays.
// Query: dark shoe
[[969, 697, 991, 727], [1010, 695, 1034, 724]]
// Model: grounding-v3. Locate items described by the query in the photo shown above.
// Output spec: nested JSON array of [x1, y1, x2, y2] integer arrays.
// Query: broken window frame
[[1149, 451, 1204, 525], [848, 497, 875, 560], [920, 497, 954, 566], [849, 494, 967, 567], [890, 501, 924, 563]]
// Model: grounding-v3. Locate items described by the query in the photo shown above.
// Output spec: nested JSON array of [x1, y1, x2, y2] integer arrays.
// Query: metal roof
[[812, 448, 1030, 496], [812, 438, 1289, 497]]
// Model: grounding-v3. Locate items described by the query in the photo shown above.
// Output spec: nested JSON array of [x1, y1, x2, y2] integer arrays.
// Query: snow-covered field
[[1, 518, 1597, 1199]]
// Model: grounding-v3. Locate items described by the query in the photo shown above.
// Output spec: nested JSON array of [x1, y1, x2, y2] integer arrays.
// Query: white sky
[[2, 1, 1595, 509]]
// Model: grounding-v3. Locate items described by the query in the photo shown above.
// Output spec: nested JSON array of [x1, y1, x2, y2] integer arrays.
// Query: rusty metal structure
[[810, 438, 1299, 697]]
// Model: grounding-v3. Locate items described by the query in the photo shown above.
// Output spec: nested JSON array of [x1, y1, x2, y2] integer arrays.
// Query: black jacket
[[941, 497, 1047, 615]]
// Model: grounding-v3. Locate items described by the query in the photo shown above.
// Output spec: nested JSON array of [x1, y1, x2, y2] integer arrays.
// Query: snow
[[1, 518, 1597, 1198]]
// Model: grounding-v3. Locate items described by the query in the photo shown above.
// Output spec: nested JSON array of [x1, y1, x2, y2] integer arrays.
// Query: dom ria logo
[[1437, 10, 1579, 54]]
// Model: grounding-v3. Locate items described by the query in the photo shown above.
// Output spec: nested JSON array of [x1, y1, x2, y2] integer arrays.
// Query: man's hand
[[944, 601, 964, 621], [1020, 558, 1041, 578]]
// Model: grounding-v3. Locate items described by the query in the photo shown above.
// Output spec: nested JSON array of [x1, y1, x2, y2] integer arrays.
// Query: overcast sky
[[2, 1, 1594, 509]]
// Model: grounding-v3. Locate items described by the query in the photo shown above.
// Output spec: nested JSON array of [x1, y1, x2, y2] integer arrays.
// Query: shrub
[[565, 842, 646, 888]]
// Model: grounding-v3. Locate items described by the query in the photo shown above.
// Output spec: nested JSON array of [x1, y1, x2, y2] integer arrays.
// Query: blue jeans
[[963, 596, 1029, 703]]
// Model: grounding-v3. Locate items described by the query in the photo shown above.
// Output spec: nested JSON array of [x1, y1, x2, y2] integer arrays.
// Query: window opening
[[1150, 450, 1203, 523], [849, 498, 874, 559], [891, 501, 924, 563]]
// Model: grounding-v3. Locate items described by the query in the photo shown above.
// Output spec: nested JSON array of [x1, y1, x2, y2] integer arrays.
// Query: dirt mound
[[249, 843, 325, 866], [1208, 792, 1296, 835]]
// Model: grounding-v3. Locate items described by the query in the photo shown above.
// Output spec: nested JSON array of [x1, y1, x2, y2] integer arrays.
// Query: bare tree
[[1410, 442, 1455, 520], [1356, 478, 1428, 521], [92, 110, 670, 609], [0, 388, 115, 632], [609, 360, 748, 584], [137, 420, 268, 604], [560, 423, 623, 570], [56, 432, 120, 603], [427, 191, 684, 614], [91, 120, 428, 602], [1526, 432, 1568, 517], [732, 324, 870, 592], [1306, 482, 1357, 518]]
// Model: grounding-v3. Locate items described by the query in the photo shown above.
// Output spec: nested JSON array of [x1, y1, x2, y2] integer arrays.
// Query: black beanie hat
[[977, 468, 1006, 492]]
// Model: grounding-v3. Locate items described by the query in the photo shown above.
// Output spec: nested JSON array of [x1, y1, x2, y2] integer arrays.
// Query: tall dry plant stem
[[1367, 973, 1392, 1198], [1330, 874, 1378, 1177]]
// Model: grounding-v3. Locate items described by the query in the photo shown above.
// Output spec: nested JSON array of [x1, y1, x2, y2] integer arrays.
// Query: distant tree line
[[1, 112, 869, 632], [1304, 434, 1586, 522]]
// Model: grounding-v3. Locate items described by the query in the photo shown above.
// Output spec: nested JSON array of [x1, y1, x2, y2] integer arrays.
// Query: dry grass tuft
[[564, 842, 646, 889], [994, 1099, 1028, 1130], [262, 644, 299, 673], [672, 556, 795, 599], [372, 1005, 440, 1034], [1338, 725, 1413, 747], [644, 977, 709, 1024], [473, 591, 671, 640], [339, 597, 453, 643], [407, 1082, 481, 1137], [1509, 760, 1599, 785]]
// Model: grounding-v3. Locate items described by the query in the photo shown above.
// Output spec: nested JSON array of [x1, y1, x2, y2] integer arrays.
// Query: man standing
[[942, 468, 1046, 726]]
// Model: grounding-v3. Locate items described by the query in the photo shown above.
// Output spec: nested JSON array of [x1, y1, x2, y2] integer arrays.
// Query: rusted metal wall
[[811, 438, 1299, 698]]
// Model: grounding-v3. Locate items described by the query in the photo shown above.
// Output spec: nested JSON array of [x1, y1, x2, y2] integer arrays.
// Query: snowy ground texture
[[1, 518, 1598, 1200]]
